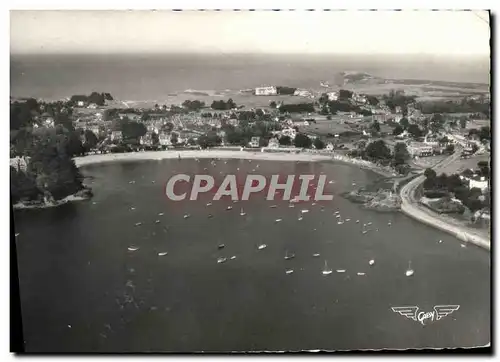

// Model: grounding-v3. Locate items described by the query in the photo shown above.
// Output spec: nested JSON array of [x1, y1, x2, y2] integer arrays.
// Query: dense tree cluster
[[211, 99, 237, 110], [70, 92, 113, 106], [422, 167, 489, 213], [416, 98, 490, 118], [278, 103, 315, 114], [276, 86, 297, 95], [182, 100, 205, 111], [382, 90, 416, 112]]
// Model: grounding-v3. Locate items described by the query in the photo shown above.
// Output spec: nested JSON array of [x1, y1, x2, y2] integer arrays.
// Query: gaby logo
[[164, 174, 333, 202], [391, 305, 460, 326]]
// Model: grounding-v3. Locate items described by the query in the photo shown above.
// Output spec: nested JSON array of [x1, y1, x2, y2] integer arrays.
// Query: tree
[[269, 101, 277, 109], [424, 168, 437, 179], [326, 115, 332, 120], [477, 161, 490, 179], [83, 130, 98, 150], [313, 138, 325, 150], [318, 93, 329, 105], [364, 140, 391, 161], [162, 122, 174, 133], [479, 126, 491, 142], [399, 117, 410, 129], [370, 120, 381, 134], [182, 100, 205, 111], [338, 89, 353, 100], [294, 133, 312, 148], [170, 132, 178, 145], [152, 132, 159, 146], [121, 121, 147, 142], [187, 137, 197, 146], [407, 124, 423, 138], [393, 142, 410, 165], [279, 135, 292, 146], [445, 144, 455, 154], [393, 125, 404, 136], [460, 118, 467, 129]]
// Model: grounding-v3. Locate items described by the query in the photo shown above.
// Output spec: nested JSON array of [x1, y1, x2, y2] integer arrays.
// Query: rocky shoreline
[[343, 188, 402, 212], [13, 187, 93, 210]]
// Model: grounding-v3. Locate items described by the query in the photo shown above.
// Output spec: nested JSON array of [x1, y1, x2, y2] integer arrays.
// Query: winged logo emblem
[[392, 305, 459, 325]]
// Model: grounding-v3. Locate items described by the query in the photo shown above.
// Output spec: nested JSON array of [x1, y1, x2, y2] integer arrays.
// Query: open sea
[[13, 159, 490, 352], [10, 53, 490, 101]]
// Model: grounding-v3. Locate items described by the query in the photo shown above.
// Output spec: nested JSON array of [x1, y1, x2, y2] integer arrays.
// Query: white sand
[[74, 149, 334, 167]]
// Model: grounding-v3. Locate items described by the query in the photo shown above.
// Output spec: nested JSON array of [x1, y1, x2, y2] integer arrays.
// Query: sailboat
[[298, 213, 303, 221], [405, 261, 414, 277], [284, 250, 295, 260], [362, 224, 368, 234], [240, 208, 246, 216], [322, 261, 333, 275]]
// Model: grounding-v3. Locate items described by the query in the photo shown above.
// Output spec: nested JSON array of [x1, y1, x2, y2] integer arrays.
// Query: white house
[[268, 138, 280, 149], [249, 136, 260, 148], [326, 142, 334, 151], [110, 131, 123, 142], [255, 86, 277, 96], [327, 92, 339, 101], [294, 89, 312, 97]]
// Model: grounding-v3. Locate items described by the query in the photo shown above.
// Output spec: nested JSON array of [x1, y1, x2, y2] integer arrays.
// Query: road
[[399, 145, 490, 250]]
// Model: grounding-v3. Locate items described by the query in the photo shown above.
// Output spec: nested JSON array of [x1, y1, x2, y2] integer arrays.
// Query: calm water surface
[[14, 159, 490, 352]]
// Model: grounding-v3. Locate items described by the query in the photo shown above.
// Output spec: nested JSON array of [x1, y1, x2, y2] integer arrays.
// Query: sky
[[10, 10, 491, 56]]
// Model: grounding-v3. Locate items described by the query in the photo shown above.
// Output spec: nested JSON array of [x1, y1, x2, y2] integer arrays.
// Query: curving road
[[399, 145, 490, 250]]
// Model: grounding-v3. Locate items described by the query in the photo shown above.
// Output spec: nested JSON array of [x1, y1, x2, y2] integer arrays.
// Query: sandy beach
[[74, 149, 335, 167]]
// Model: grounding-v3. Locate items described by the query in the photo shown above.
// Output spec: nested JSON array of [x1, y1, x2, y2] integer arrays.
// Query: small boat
[[357, 272, 366, 276], [328, 180, 335, 184], [270, 205, 277, 209], [289, 204, 295, 208], [218, 244, 225, 249], [367, 222, 372, 226], [461, 244, 467, 248], [128, 246, 139, 252], [206, 202, 212, 206], [298, 212, 303, 221], [369, 259, 375, 266], [183, 214, 190, 219], [387, 221, 392, 226], [158, 252, 168, 256], [151, 180, 155, 183], [405, 261, 414, 277], [158, 212, 164, 216], [258, 244, 267, 250], [217, 257, 227, 264], [313, 253, 320, 257], [129, 181, 136, 184], [233, 200, 238, 203], [130, 207, 136, 211], [135, 222, 142, 226], [240, 208, 246, 216], [355, 220, 360, 223], [208, 214, 213, 219], [312, 202, 317, 206], [301, 209, 309, 214], [335, 214, 341, 218], [275, 218, 282, 223], [285, 269, 294, 275], [345, 218, 351, 222], [334, 211, 340, 214], [438, 239, 443, 243], [284, 251, 295, 260], [226, 206, 233, 210], [155, 220, 160, 224], [352, 182, 356, 186], [230, 256, 236, 260], [322, 261, 333, 275], [337, 217, 344, 225], [336, 269, 346, 273]]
